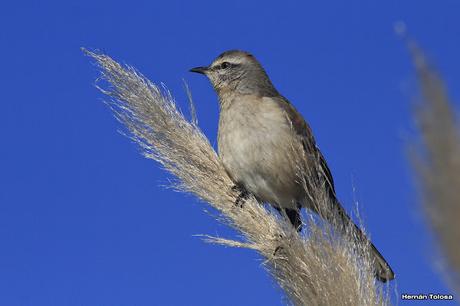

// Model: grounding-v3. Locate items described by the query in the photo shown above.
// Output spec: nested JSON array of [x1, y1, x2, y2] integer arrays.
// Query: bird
[[190, 50, 394, 282]]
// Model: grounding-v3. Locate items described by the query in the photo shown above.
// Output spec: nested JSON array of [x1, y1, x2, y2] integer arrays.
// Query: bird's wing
[[272, 96, 336, 194], [271, 97, 395, 282]]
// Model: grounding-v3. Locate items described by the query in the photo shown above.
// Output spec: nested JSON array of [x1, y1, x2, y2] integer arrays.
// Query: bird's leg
[[274, 206, 303, 232], [285, 208, 303, 232], [231, 184, 249, 208], [271, 206, 303, 256]]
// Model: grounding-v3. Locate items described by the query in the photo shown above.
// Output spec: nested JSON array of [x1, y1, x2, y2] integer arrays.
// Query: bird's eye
[[220, 62, 230, 69]]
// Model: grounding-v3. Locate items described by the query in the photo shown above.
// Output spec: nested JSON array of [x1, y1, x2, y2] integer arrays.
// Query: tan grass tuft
[[406, 38, 460, 295]]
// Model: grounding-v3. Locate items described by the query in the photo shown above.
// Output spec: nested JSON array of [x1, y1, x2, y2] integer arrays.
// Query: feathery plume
[[83, 48, 390, 305]]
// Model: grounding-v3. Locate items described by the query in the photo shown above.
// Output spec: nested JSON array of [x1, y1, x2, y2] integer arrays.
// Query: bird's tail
[[346, 220, 395, 282], [366, 234, 395, 282], [314, 198, 395, 282]]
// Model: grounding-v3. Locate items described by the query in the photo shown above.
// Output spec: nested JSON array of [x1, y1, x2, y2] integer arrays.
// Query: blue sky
[[1, 0, 459, 305]]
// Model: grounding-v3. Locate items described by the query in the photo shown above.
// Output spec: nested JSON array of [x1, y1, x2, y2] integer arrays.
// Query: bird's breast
[[217, 96, 302, 208]]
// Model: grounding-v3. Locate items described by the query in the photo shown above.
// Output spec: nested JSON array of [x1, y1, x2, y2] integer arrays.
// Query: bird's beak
[[189, 66, 209, 75]]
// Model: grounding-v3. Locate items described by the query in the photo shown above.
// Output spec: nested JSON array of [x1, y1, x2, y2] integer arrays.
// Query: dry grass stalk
[[84, 48, 390, 305], [407, 39, 460, 294]]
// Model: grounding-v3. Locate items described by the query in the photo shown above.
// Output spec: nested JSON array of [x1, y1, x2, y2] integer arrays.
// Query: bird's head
[[190, 50, 277, 97]]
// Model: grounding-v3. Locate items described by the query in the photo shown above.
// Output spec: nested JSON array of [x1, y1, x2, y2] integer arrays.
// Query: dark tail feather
[[315, 198, 395, 282], [367, 235, 395, 282], [311, 149, 394, 280]]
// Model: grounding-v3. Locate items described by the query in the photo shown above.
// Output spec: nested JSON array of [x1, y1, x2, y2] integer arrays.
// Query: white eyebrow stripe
[[212, 58, 244, 68]]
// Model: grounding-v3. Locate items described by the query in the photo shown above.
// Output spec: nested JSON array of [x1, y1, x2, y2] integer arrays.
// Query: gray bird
[[190, 50, 394, 282]]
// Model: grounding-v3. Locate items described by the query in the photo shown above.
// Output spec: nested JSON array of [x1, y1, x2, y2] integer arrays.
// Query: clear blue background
[[1, 0, 459, 305]]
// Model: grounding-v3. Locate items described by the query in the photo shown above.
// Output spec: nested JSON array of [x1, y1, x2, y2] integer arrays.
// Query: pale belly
[[218, 98, 303, 209]]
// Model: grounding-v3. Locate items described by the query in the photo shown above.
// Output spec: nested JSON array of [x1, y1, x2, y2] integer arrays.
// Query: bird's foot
[[232, 185, 249, 208], [273, 245, 284, 256], [273, 234, 286, 256]]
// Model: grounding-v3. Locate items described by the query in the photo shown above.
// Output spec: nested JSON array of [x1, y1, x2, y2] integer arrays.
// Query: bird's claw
[[273, 245, 284, 256], [232, 185, 249, 208]]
